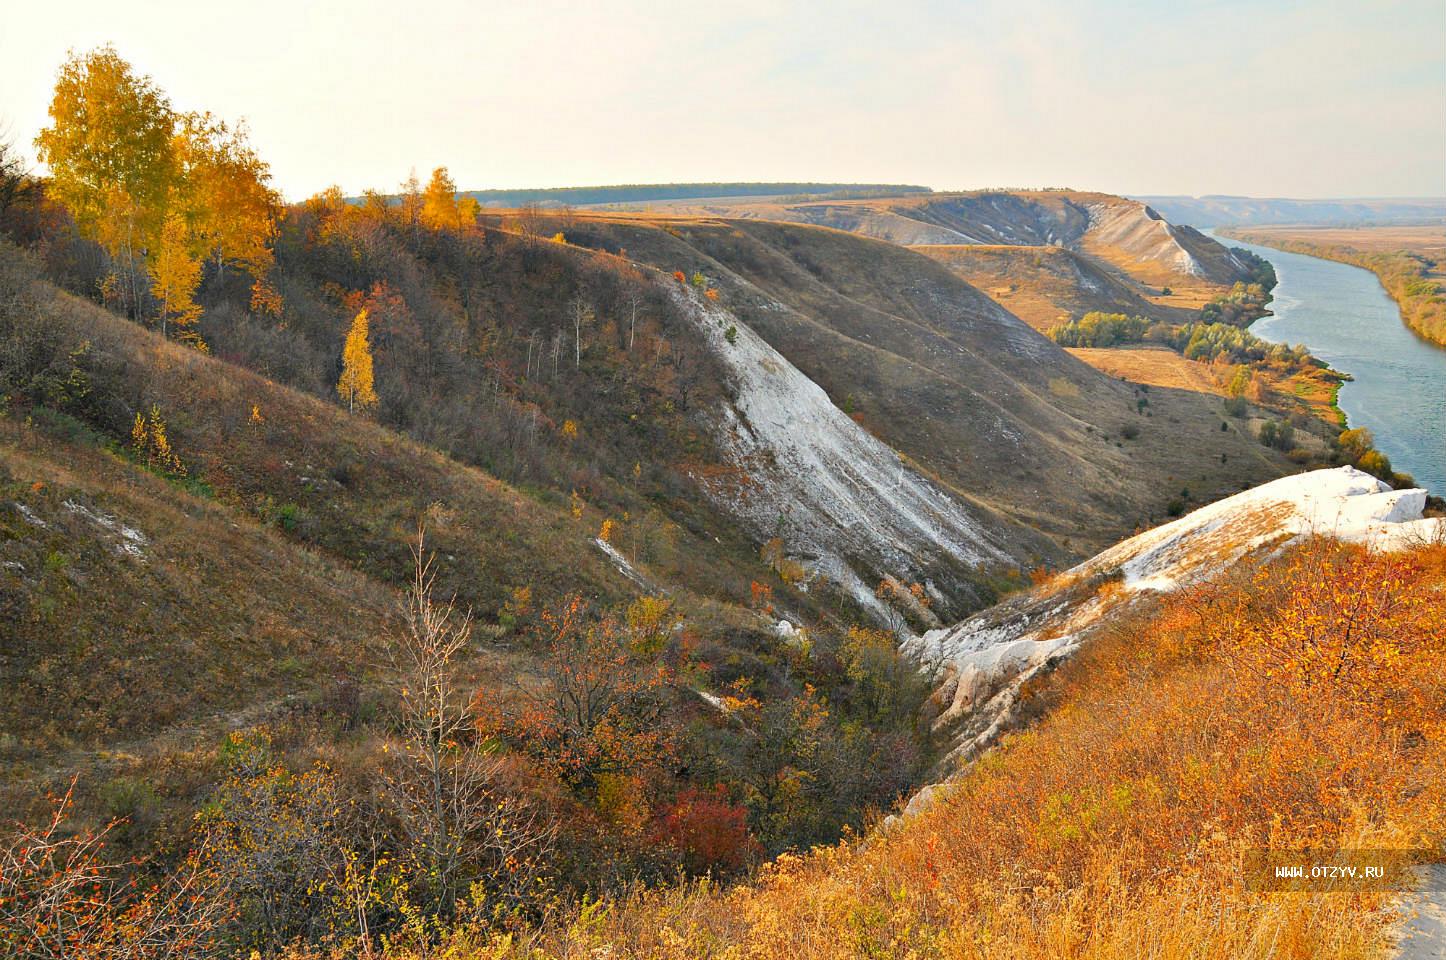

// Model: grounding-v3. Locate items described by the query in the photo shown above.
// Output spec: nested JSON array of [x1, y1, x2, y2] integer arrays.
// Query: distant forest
[[447, 181, 933, 208]]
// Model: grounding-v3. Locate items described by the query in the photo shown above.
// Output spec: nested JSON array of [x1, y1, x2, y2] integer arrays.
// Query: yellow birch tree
[[150, 211, 205, 350], [338, 309, 379, 413]]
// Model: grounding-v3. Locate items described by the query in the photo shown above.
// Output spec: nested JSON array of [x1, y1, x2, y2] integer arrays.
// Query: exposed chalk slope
[[906, 467, 1445, 777], [669, 284, 1013, 614]]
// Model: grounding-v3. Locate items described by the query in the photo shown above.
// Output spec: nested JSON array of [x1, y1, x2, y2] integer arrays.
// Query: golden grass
[[1066, 346, 1224, 395], [386, 541, 1446, 960]]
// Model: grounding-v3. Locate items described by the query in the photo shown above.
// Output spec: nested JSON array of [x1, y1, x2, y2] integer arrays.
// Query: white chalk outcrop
[[670, 286, 1011, 618], [888, 467, 1444, 824]]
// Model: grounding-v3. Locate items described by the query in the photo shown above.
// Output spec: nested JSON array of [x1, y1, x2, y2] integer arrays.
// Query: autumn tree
[[337, 308, 378, 413], [456, 194, 481, 225], [421, 165, 461, 230], [149, 211, 204, 348], [172, 112, 279, 306], [35, 47, 279, 321], [35, 46, 175, 312], [490, 596, 675, 789]]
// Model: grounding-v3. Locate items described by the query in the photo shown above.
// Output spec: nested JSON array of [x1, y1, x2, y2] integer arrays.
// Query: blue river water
[[1208, 231, 1446, 495]]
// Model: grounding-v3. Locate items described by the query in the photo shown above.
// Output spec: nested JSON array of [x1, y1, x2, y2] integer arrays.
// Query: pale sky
[[3, 0, 1444, 202]]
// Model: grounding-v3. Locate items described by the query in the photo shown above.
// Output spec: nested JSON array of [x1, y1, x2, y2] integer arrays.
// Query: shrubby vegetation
[[393, 540, 1441, 959], [1046, 311, 1150, 347], [1168, 321, 1309, 367], [0, 46, 948, 957]]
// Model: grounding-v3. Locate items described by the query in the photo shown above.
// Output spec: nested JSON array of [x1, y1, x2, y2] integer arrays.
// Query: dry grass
[[1067, 346, 1224, 394], [1066, 345, 1342, 425], [401, 540, 1446, 959]]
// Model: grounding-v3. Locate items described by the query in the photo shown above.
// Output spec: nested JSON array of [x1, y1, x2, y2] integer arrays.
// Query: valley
[[0, 29, 1442, 960]]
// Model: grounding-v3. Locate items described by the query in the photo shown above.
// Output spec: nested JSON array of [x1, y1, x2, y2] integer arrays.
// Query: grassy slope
[[0, 414, 392, 780], [555, 214, 1296, 554], [436, 540, 1446, 959], [0, 241, 647, 795], [914, 244, 1194, 333]]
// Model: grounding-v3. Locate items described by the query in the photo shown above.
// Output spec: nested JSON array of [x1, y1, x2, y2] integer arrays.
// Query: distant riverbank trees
[[1047, 311, 1312, 370], [1224, 232, 1445, 347]]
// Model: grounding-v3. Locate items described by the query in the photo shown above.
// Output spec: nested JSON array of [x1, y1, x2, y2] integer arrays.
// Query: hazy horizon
[[4, 0, 1444, 202]]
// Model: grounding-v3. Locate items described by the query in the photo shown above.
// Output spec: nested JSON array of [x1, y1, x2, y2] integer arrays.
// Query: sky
[[3, 0, 1444, 202]]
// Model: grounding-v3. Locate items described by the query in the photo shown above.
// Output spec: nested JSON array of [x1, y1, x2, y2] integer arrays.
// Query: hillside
[[375, 474, 1446, 959], [913, 243, 1190, 333], [545, 213, 1304, 559], [635, 190, 1253, 290], [907, 466, 1446, 780], [0, 239, 646, 808]]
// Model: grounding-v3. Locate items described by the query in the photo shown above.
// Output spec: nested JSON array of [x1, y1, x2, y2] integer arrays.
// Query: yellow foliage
[[130, 404, 185, 476], [596, 773, 649, 836], [337, 309, 378, 414], [421, 166, 461, 230], [598, 519, 615, 544], [625, 596, 676, 656], [149, 211, 205, 350], [35, 46, 174, 257], [560, 419, 579, 440]]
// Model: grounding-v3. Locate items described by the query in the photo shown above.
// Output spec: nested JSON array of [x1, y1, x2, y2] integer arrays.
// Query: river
[[1208, 231, 1446, 495]]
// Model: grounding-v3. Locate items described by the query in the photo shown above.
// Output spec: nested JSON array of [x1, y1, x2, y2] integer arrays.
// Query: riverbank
[[1219, 225, 1446, 347], [1214, 232, 1446, 495]]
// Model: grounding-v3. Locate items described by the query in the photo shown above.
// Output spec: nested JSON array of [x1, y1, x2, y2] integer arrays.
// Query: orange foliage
[[649, 785, 760, 877], [0, 781, 227, 958], [464, 541, 1446, 958], [481, 596, 675, 788]]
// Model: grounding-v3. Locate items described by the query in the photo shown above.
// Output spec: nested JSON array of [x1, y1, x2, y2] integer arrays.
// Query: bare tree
[[517, 202, 545, 246], [626, 289, 642, 352], [568, 295, 594, 369], [386, 527, 553, 916], [0, 132, 33, 219]]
